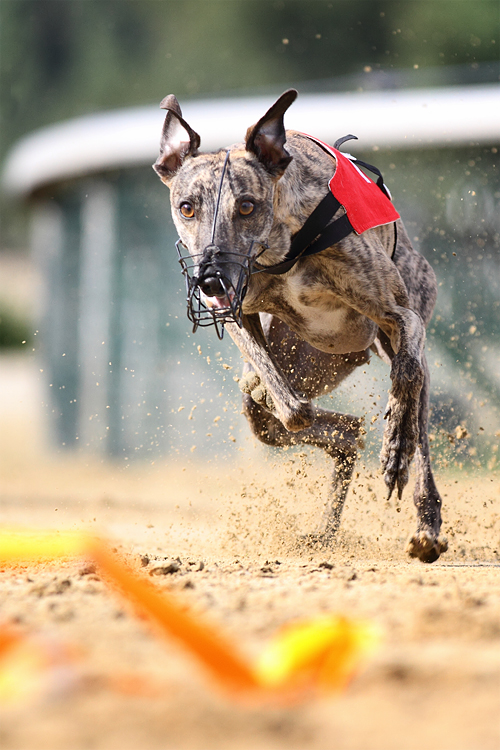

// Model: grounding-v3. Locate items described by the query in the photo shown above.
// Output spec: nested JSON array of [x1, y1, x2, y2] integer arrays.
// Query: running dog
[[153, 89, 448, 563]]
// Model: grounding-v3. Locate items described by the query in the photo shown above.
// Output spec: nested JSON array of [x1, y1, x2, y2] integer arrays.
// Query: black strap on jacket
[[251, 134, 394, 276], [251, 191, 354, 276]]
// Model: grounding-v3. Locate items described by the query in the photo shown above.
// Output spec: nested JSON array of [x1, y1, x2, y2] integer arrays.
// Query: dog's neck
[[265, 131, 338, 266]]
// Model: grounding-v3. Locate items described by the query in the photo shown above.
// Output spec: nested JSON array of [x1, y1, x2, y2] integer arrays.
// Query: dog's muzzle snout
[[176, 239, 262, 340], [196, 253, 227, 299], [198, 274, 225, 298], [174, 149, 271, 339]]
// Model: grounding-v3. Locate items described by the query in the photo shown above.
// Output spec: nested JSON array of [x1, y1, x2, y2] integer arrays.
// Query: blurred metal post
[[77, 182, 116, 452]]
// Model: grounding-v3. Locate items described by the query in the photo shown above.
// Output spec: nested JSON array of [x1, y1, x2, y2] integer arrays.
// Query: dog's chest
[[248, 275, 378, 354]]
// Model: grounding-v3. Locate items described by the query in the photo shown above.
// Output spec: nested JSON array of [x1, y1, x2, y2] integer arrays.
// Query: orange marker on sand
[[0, 528, 379, 702]]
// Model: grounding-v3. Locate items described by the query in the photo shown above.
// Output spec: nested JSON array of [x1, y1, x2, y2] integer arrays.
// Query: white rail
[[2, 83, 499, 198]]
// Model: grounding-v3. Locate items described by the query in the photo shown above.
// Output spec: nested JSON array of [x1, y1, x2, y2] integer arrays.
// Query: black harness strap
[[299, 211, 354, 259], [288, 191, 342, 256], [391, 221, 398, 260], [252, 191, 354, 275], [251, 134, 396, 277], [333, 134, 392, 199]]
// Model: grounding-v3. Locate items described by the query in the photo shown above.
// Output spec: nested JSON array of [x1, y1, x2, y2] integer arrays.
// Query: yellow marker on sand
[[0, 527, 379, 702]]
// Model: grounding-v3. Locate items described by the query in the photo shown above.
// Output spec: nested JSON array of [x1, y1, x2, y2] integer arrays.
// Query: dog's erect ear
[[245, 89, 297, 176], [153, 95, 201, 185]]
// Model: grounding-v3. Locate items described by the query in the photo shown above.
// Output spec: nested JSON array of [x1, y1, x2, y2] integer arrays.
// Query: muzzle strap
[[210, 150, 231, 244]]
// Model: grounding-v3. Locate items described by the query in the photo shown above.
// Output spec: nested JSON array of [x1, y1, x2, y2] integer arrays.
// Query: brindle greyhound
[[153, 89, 448, 563]]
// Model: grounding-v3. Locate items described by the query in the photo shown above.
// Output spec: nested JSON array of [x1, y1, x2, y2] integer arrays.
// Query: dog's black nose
[[199, 275, 225, 298]]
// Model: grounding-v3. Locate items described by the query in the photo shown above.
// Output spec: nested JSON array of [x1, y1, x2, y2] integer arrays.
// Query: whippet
[[153, 89, 447, 563]]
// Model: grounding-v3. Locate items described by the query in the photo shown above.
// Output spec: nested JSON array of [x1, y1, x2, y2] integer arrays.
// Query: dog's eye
[[239, 200, 255, 216], [180, 202, 195, 219]]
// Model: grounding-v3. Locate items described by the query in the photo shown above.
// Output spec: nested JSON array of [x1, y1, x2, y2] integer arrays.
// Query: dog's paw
[[280, 400, 314, 432], [239, 370, 313, 431], [406, 531, 448, 564], [380, 395, 418, 500], [238, 371, 275, 411]]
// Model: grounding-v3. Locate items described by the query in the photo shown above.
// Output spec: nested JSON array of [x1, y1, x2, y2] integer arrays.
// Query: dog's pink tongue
[[204, 292, 233, 310]]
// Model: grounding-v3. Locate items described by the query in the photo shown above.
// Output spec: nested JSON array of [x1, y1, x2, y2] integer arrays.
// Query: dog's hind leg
[[406, 353, 448, 563], [241, 393, 364, 545], [315, 415, 360, 543], [237, 315, 368, 545], [388, 225, 447, 561]]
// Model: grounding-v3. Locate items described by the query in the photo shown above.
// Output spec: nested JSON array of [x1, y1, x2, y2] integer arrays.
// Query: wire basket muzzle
[[176, 239, 253, 340]]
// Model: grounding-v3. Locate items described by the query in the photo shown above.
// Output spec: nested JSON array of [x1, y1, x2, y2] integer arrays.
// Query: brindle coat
[[154, 89, 448, 563]]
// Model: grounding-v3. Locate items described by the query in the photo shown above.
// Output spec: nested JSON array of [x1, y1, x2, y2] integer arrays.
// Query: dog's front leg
[[326, 243, 426, 502], [379, 307, 426, 501], [227, 314, 314, 432]]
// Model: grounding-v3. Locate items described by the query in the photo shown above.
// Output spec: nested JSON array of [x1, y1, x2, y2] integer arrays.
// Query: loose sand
[[1, 447, 499, 750]]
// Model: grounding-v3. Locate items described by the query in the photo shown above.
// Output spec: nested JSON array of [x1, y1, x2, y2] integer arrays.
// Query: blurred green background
[[2, 0, 499, 170], [0, 0, 499, 469]]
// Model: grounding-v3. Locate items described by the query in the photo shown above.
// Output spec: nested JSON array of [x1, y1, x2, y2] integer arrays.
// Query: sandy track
[[1, 453, 499, 750]]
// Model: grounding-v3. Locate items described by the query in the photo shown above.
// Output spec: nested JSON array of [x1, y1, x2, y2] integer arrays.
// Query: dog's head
[[153, 90, 297, 336]]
